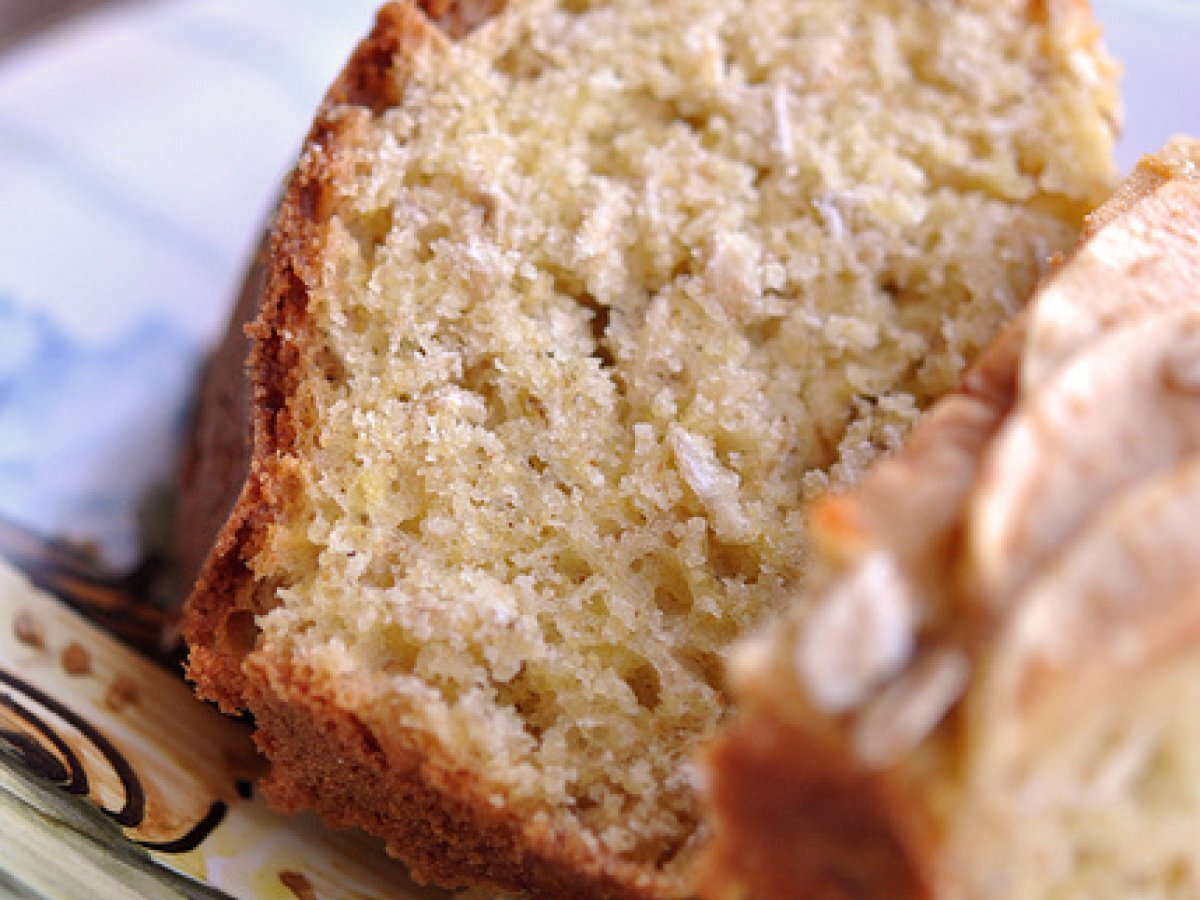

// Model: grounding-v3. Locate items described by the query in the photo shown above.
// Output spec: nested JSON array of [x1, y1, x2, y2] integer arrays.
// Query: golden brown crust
[[182, 4, 674, 897], [698, 711, 935, 900], [184, 0, 437, 709], [244, 657, 652, 898]]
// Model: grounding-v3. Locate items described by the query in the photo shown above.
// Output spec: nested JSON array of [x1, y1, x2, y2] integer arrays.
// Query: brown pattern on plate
[[0, 519, 447, 899]]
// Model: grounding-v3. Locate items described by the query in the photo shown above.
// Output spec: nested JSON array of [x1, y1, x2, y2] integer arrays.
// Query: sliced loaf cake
[[180, 1, 1119, 895]]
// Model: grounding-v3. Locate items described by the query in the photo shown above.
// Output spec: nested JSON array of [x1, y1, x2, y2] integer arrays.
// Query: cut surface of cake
[[180, 1, 1119, 896], [700, 138, 1200, 900]]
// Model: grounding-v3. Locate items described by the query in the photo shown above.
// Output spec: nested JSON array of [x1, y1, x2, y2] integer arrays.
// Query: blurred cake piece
[[700, 138, 1200, 900]]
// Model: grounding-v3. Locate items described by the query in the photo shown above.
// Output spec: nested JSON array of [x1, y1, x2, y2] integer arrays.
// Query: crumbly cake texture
[[181, 1, 1118, 896], [700, 139, 1200, 900]]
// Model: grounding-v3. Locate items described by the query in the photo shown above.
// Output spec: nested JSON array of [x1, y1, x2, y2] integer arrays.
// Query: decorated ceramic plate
[[0, 1, 1197, 897]]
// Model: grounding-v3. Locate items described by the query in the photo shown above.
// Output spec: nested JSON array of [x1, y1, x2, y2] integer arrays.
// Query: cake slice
[[700, 139, 1200, 900], [179, 1, 1118, 896], [972, 307, 1200, 606], [1021, 138, 1200, 391]]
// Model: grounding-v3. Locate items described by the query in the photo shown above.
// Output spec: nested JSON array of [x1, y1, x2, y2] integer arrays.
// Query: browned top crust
[[700, 713, 937, 900]]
